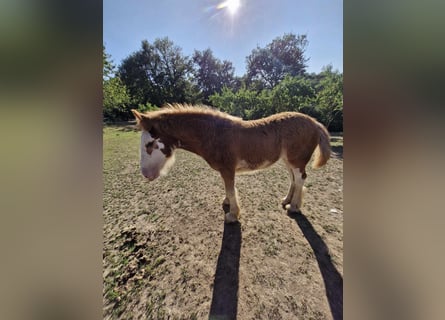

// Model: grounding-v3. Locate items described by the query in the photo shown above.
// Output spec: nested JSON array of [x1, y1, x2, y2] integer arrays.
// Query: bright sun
[[227, 0, 241, 14], [218, 0, 241, 15]]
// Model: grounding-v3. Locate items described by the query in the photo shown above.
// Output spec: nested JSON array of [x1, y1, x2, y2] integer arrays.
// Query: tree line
[[103, 33, 343, 131]]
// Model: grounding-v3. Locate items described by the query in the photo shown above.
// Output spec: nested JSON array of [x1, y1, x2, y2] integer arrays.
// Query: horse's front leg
[[220, 169, 240, 223]]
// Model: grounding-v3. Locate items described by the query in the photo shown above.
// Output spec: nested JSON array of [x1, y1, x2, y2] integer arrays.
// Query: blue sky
[[103, 0, 342, 76]]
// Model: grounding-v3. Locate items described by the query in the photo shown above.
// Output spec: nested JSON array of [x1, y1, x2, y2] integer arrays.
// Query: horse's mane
[[156, 103, 242, 122]]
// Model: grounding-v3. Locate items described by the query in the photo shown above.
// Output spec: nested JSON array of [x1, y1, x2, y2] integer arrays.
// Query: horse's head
[[132, 110, 175, 181]]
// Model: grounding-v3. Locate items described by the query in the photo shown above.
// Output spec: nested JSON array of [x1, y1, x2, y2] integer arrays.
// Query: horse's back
[[187, 110, 326, 172]]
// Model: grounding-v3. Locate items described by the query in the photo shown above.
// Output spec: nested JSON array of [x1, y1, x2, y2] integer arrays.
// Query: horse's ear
[[131, 109, 152, 131], [131, 109, 142, 121]]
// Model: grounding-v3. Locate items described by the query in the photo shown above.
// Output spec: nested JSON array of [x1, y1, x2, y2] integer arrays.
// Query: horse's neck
[[161, 120, 204, 156]]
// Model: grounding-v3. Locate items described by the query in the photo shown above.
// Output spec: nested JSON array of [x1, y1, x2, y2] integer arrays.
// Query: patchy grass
[[103, 124, 343, 319]]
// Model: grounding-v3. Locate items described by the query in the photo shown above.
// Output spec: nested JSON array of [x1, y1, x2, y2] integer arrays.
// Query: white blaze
[[140, 131, 168, 181]]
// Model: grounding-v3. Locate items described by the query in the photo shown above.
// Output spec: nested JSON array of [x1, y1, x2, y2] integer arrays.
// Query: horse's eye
[[149, 128, 158, 137]]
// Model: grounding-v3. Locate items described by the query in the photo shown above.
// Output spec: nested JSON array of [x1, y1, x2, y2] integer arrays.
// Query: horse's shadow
[[209, 207, 241, 320], [330, 136, 343, 159], [331, 145, 343, 159], [287, 210, 343, 320]]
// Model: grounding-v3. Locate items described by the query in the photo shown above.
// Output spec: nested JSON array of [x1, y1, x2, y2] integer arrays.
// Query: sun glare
[[217, 0, 241, 15]]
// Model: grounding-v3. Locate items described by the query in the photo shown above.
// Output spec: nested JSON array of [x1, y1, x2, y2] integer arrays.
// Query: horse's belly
[[235, 159, 273, 172]]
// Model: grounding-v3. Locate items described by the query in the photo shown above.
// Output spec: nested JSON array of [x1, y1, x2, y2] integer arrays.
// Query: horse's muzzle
[[141, 169, 159, 181]]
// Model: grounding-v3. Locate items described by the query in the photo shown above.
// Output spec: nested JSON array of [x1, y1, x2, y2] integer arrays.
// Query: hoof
[[282, 202, 293, 210], [281, 197, 292, 209], [224, 212, 239, 224], [287, 207, 302, 214], [286, 199, 303, 212]]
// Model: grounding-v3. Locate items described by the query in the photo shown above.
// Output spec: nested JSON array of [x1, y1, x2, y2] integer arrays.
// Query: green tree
[[270, 76, 316, 114], [118, 38, 195, 107], [315, 65, 343, 130], [103, 46, 132, 121], [209, 87, 236, 115], [210, 76, 318, 120], [242, 89, 273, 120], [246, 33, 309, 89], [103, 77, 132, 121], [103, 45, 114, 81], [192, 48, 236, 103], [210, 86, 260, 119]]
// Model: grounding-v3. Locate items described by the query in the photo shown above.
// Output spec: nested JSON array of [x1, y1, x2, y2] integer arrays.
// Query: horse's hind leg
[[282, 167, 295, 209], [220, 169, 240, 223], [288, 167, 306, 213]]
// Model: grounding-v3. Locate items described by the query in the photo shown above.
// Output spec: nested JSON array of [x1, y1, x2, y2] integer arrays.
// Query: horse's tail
[[312, 122, 331, 169]]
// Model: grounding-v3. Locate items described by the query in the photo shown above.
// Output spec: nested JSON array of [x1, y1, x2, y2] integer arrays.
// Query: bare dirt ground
[[103, 125, 343, 320]]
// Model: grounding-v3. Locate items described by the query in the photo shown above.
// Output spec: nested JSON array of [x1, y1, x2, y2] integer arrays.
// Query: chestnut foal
[[132, 104, 330, 223]]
